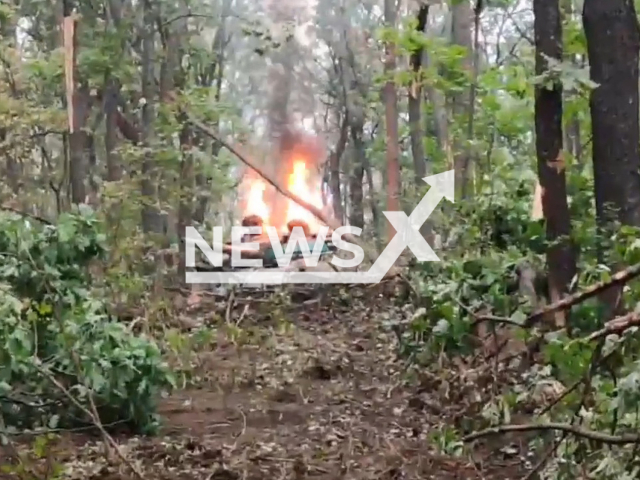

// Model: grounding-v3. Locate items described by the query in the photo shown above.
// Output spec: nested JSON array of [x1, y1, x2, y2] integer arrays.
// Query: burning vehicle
[[195, 134, 336, 273]]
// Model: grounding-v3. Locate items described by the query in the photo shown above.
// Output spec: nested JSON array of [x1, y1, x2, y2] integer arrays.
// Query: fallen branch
[[584, 311, 640, 342], [1, 205, 53, 225], [462, 422, 640, 445], [183, 110, 388, 273], [34, 359, 146, 479], [524, 262, 640, 328]]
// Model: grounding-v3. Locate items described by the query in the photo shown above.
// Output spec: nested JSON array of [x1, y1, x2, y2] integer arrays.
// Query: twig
[[225, 288, 235, 323], [521, 435, 565, 480], [33, 360, 146, 479], [462, 422, 640, 445], [236, 304, 249, 326], [232, 407, 246, 448], [524, 262, 640, 327], [584, 311, 640, 342], [0, 205, 53, 225], [456, 299, 526, 328]]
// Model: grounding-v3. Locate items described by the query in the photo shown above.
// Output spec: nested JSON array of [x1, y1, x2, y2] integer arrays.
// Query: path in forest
[[15, 293, 532, 479]]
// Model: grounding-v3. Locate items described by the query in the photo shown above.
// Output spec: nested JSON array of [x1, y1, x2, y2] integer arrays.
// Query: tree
[[408, 3, 429, 186], [451, 0, 473, 199], [583, 0, 640, 315], [383, 0, 400, 242], [533, 0, 576, 328], [583, 0, 640, 229]]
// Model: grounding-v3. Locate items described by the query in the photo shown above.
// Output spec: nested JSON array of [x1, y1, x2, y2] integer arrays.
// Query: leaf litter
[[2, 283, 535, 479]]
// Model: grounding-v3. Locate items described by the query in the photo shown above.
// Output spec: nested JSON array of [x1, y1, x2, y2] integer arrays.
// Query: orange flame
[[240, 156, 325, 233], [244, 179, 270, 224], [285, 159, 323, 232]]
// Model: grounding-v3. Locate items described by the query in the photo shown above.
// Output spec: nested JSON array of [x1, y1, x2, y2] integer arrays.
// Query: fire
[[240, 155, 325, 234], [285, 159, 323, 232], [245, 180, 270, 224]]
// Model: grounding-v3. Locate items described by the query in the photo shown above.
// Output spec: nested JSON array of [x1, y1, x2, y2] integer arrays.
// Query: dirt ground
[[2, 287, 537, 479]]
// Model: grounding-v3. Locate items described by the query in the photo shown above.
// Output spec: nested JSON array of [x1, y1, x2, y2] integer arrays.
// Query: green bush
[[0, 207, 175, 435]]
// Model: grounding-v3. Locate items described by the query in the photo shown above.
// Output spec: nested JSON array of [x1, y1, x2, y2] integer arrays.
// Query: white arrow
[[366, 169, 454, 281]]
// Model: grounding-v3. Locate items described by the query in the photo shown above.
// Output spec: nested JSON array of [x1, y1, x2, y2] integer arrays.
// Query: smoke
[[263, 0, 324, 230]]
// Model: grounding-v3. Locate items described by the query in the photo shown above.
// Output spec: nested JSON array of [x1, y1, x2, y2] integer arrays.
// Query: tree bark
[[534, 0, 577, 329], [104, 78, 122, 182], [383, 0, 400, 242], [329, 112, 348, 224], [349, 122, 365, 229], [583, 0, 640, 317], [408, 4, 429, 184], [63, 5, 88, 205], [451, 0, 473, 200], [140, 0, 164, 234], [408, 3, 434, 242], [583, 0, 640, 229], [338, 37, 366, 230]]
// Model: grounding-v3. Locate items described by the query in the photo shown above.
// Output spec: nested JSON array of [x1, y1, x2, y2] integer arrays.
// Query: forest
[[0, 0, 639, 478]]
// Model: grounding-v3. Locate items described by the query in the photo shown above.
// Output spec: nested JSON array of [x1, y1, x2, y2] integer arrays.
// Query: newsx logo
[[184, 169, 454, 284]]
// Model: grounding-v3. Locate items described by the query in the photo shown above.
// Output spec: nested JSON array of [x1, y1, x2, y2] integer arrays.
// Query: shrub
[[0, 207, 175, 435]]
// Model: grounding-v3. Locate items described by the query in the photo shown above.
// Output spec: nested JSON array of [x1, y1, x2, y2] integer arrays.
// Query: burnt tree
[[533, 0, 576, 328]]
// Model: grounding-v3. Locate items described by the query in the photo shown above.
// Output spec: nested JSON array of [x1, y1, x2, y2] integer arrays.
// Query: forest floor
[[6, 285, 539, 479]]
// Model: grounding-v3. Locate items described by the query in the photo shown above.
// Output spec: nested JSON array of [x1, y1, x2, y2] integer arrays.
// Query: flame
[[285, 159, 323, 232], [240, 156, 324, 234], [245, 180, 270, 224]]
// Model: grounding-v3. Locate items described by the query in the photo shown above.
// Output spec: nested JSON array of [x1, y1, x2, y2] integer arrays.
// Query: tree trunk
[[193, 5, 229, 224], [583, 0, 640, 316], [104, 78, 122, 182], [140, 0, 164, 234], [534, 0, 577, 329], [584, 0, 640, 228], [63, 6, 88, 205], [329, 113, 348, 224], [451, 0, 473, 199], [424, 51, 451, 166], [383, 0, 400, 242], [408, 3, 434, 242], [409, 4, 429, 184], [349, 123, 365, 229]]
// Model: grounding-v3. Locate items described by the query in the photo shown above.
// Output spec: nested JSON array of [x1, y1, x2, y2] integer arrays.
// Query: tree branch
[[585, 311, 640, 342], [463, 422, 640, 445], [524, 261, 640, 327]]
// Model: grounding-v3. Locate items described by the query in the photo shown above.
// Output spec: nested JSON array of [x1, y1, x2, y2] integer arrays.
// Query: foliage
[[0, 209, 175, 435]]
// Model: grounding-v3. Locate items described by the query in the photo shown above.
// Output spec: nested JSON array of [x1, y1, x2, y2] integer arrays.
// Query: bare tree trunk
[[424, 51, 451, 165], [338, 35, 367, 230], [409, 4, 429, 184], [534, 0, 577, 330], [408, 3, 434, 242], [363, 154, 382, 251], [140, 0, 164, 234], [561, 0, 582, 165], [104, 0, 124, 183], [104, 78, 122, 182], [451, 0, 473, 199], [383, 0, 400, 243], [349, 123, 365, 229], [583, 0, 640, 317], [329, 112, 348, 223], [63, 3, 88, 205], [584, 0, 640, 228], [194, 0, 231, 224]]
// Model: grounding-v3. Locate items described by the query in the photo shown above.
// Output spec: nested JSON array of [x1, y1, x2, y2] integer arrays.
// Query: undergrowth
[[0, 207, 175, 437]]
